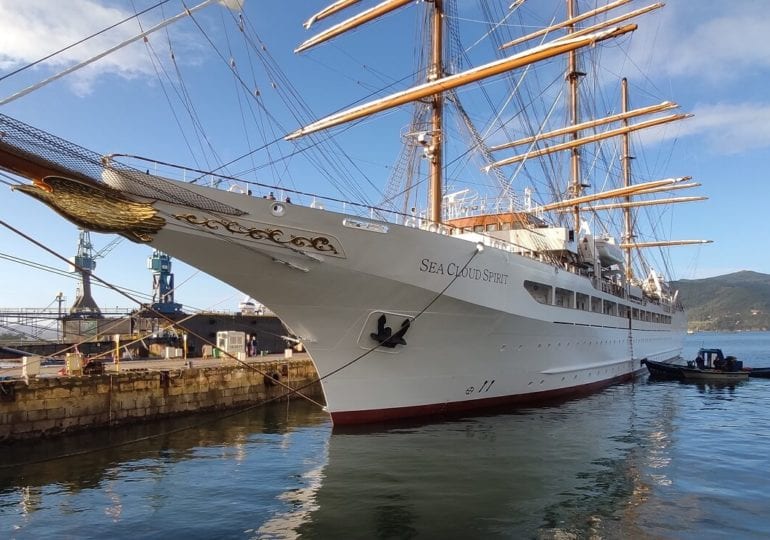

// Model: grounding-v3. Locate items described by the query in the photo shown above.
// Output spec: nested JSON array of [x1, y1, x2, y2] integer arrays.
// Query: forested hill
[[673, 270, 770, 331]]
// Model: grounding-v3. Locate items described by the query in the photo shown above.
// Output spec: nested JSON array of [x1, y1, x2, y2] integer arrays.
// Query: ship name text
[[419, 258, 509, 285]]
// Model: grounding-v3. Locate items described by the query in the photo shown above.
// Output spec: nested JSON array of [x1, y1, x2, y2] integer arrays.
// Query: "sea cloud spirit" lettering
[[419, 258, 509, 285]]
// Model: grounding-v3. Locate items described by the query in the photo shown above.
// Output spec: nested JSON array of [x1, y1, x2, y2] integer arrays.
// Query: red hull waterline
[[330, 368, 644, 425]]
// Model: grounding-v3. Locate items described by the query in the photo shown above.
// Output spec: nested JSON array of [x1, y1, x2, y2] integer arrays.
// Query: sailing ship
[[0, 0, 709, 424]]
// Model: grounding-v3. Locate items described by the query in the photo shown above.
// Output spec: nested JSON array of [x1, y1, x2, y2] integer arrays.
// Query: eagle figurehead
[[13, 175, 165, 242]]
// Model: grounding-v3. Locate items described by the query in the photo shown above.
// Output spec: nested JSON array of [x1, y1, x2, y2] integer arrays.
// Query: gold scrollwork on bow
[[174, 214, 340, 255]]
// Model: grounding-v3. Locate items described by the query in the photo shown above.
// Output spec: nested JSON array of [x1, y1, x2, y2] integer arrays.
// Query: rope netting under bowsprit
[[0, 113, 245, 216], [0, 112, 107, 184]]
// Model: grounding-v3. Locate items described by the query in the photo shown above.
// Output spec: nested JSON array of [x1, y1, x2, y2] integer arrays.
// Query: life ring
[[264, 372, 281, 387]]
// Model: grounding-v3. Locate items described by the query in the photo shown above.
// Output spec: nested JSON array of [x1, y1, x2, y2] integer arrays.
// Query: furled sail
[[533, 178, 691, 213], [296, 0, 415, 52], [489, 102, 678, 152], [303, 0, 363, 29], [486, 113, 691, 170], [286, 26, 636, 140]]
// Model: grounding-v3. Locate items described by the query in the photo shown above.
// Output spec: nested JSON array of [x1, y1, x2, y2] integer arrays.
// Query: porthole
[[271, 202, 286, 217]]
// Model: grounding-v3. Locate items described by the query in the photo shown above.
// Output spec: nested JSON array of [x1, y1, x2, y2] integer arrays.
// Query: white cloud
[[637, 101, 770, 156], [624, 1, 770, 86], [0, 0, 190, 97], [608, 2, 770, 155], [656, 3, 770, 82], [685, 102, 770, 154]]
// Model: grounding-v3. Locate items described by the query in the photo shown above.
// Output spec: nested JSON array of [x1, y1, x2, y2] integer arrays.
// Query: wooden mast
[[429, 0, 444, 223], [567, 0, 583, 234], [621, 78, 634, 281]]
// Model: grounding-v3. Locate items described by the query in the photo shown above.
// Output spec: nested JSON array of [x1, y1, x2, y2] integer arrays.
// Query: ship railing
[[110, 157, 589, 272], [151, 164, 545, 262], [443, 194, 525, 220]]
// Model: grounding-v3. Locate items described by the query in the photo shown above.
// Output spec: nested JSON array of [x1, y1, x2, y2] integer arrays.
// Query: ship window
[[474, 225, 484, 233], [486, 224, 498, 232], [591, 297, 602, 313], [632, 308, 639, 319], [501, 222, 511, 231], [576, 292, 589, 311], [524, 280, 552, 305], [555, 287, 574, 308], [603, 301, 617, 316]]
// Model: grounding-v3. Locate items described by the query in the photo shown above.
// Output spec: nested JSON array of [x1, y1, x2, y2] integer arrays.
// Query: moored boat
[[647, 347, 750, 383], [0, 1, 710, 424], [745, 367, 770, 379], [679, 368, 748, 382], [641, 358, 684, 380]]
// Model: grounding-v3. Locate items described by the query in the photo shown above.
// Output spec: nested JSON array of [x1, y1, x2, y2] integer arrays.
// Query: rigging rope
[[0, 219, 483, 468], [0, 219, 319, 403], [0, 0, 174, 83]]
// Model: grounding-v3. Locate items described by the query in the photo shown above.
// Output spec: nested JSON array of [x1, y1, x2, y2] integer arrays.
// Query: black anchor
[[370, 314, 411, 348]]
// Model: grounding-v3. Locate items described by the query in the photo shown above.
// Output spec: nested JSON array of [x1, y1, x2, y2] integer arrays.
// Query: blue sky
[[1, 0, 768, 312]]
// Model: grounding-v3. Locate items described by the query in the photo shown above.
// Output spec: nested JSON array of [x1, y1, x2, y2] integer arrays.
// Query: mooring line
[[0, 217, 482, 467], [312, 243, 484, 383], [0, 219, 324, 406]]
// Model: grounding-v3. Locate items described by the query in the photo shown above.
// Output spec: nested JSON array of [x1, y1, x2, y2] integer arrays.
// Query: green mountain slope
[[672, 270, 770, 331]]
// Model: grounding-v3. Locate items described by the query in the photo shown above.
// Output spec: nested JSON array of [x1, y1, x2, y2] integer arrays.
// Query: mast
[[567, 0, 584, 233], [429, 0, 444, 224], [621, 78, 634, 281]]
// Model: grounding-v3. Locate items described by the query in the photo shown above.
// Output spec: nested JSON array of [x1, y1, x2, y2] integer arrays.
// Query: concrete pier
[[0, 353, 325, 442]]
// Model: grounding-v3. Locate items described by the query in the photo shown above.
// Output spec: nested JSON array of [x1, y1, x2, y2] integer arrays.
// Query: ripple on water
[[2, 333, 770, 538]]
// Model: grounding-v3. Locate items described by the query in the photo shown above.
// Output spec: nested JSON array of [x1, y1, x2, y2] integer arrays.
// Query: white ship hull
[[0, 0, 697, 427], [104, 176, 685, 423]]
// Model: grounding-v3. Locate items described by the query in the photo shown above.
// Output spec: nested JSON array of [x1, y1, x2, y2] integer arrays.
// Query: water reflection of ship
[[295, 387, 659, 538], [0, 401, 329, 498]]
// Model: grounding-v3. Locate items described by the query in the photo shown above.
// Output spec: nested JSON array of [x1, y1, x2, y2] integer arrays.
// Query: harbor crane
[[68, 230, 122, 318]]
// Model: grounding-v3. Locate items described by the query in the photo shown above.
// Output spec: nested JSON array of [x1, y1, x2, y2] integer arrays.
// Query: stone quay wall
[[0, 358, 324, 442]]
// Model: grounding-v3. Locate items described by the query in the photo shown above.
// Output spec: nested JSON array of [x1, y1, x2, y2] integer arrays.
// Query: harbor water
[[1, 332, 769, 539]]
